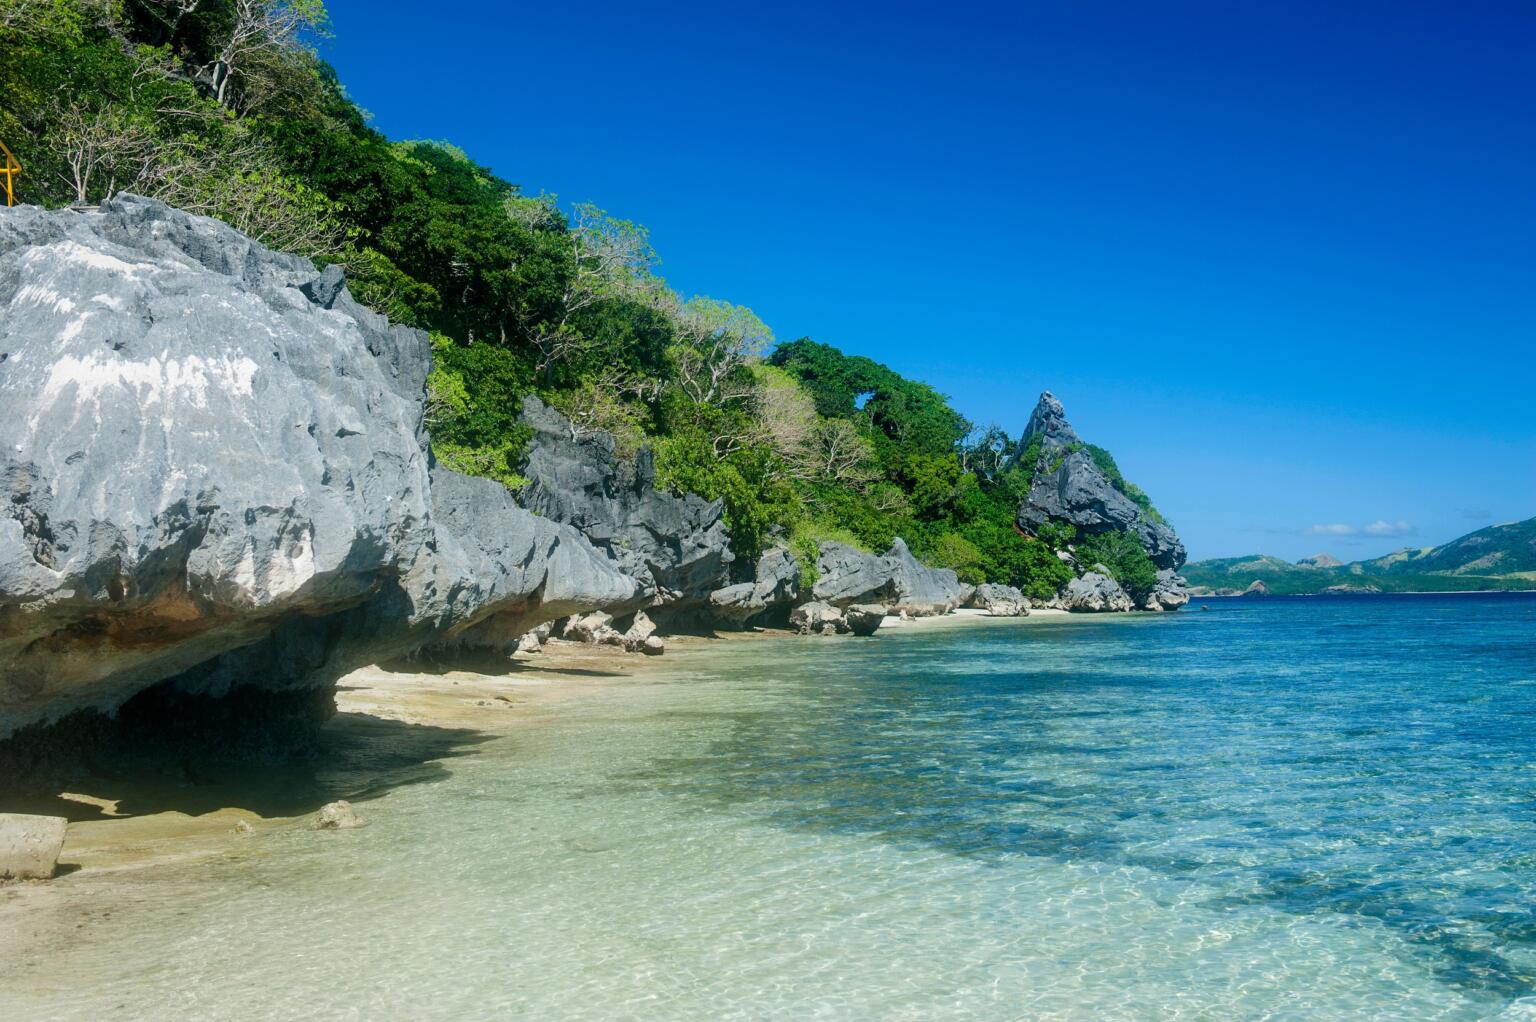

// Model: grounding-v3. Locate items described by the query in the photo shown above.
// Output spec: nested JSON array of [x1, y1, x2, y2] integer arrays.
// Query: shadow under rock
[[0, 684, 493, 822], [381, 647, 628, 679]]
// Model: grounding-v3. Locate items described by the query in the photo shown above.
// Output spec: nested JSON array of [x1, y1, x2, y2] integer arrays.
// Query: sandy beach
[[2, 611, 1075, 895]]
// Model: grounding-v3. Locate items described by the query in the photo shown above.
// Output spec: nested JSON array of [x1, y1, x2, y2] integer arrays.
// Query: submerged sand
[[6, 610, 1077, 875], [0, 609, 1080, 964]]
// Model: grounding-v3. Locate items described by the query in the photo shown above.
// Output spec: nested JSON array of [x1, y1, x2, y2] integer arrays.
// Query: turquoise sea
[[6, 593, 1536, 1020]]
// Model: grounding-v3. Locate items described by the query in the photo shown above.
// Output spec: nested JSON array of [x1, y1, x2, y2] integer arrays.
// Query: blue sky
[[322, 0, 1535, 561]]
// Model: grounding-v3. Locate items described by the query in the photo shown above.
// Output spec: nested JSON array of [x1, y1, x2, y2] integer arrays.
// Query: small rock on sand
[[0, 813, 68, 880], [313, 801, 368, 830]]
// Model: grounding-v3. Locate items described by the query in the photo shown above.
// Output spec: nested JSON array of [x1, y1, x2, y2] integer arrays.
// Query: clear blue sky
[[322, 0, 1535, 562]]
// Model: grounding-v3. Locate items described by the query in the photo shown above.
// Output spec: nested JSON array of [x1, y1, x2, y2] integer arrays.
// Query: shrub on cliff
[[1074, 530, 1159, 603]]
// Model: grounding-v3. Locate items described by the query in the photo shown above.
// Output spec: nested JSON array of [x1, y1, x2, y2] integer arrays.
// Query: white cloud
[[1302, 520, 1416, 538]]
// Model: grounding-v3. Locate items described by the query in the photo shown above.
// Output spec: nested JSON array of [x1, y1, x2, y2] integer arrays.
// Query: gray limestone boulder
[[1013, 392, 1186, 570], [707, 546, 801, 630], [517, 397, 732, 615], [563, 612, 618, 645], [884, 538, 966, 617], [969, 583, 1028, 617], [1142, 570, 1191, 612], [0, 813, 68, 879], [0, 197, 640, 741], [812, 542, 898, 607], [843, 604, 886, 636], [1062, 572, 1135, 613], [789, 600, 847, 636], [811, 538, 961, 616], [313, 800, 367, 830]]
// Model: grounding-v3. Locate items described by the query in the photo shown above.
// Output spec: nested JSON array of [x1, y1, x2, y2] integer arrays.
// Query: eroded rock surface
[[969, 583, 1028, 617], [843, 604, 886, 636], [1142, 570, 1191, 612], [313, 800, 368, 830], [0, 197, 637, 740], [1062, 571, 1134, 613], [790, 600, 848, 635], [707, 546, 802, 630], [812, 542, 897, 607], [517, 397, 732, 616], [0, 813, 67, 879], [1014, 392, 1187, 572], [885, 538, 967, 617]]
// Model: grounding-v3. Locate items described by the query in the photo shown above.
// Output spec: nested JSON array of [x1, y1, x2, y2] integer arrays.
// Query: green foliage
[[927, 532, 987, 585], [654, 430, 793, 562], [1016, 434, 1045, 477], [1074, 530, 1159, 602], [427, 334, 533, 488], [770, 337, 968, 457]]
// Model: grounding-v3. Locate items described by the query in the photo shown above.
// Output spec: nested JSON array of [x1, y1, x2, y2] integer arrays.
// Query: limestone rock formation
[[1242, 580, 1271, 597], [884, 538, 967, 617], [0, 197, 638, 741], [969, 583, 1028, 617], [1013, 392, 1186, 571], [790, 600, 849, 635], [812, 542, 898, 607], [843, 604, 886, 636], [1062, 572, 1135, 613], [517, 396, 732, 616], [1142, 570, 1191, 612], [559, 610, 664, 654], [0, 813, 67, 879], [313, 800, 368, 830], [707, 546, 801, 630]]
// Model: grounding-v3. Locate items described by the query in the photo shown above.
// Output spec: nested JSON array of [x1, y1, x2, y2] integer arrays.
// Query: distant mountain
[[1184, 517, 1536, 595]]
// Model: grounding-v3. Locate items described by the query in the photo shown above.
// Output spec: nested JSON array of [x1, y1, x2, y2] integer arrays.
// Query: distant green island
[[1184, 517, 1536, 595]]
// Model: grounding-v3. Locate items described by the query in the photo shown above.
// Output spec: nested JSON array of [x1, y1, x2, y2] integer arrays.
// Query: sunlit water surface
[[7, 594, 1536, 1021]]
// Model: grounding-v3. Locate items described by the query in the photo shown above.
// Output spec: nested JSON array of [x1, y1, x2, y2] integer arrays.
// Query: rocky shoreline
[[0, 197, 1189, 816]]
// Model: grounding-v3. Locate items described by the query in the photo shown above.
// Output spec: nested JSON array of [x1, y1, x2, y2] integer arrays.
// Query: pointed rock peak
[[1021, 390, 1080, 450]]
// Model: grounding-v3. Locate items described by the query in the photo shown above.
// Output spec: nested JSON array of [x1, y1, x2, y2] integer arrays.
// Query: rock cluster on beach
[[707, 547, 802, 630]]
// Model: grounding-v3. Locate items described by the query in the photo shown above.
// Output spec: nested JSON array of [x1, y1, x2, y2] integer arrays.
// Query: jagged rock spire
[[1017, 391, 1080, 464], [1013, 390, 1188, 571]]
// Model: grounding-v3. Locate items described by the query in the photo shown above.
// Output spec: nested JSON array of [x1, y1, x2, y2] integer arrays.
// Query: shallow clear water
[[7, 594, 1536, 1020]]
